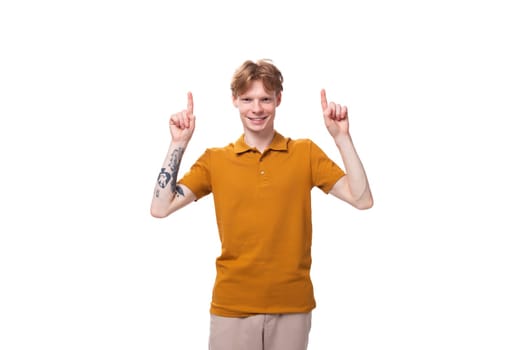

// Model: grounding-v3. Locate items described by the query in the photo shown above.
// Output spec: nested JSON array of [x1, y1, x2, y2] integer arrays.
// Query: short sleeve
[[309, 141, 345, 194], [178, 149, 212, 200]]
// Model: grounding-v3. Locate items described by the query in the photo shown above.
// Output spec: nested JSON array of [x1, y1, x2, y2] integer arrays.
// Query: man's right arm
[[150, 92, 197, 218], [150, 142, 196, 218]]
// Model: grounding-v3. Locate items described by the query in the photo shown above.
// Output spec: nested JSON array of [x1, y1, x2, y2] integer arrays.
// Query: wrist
[[333, 133, 352, 148], [170, 140, 189, 150]]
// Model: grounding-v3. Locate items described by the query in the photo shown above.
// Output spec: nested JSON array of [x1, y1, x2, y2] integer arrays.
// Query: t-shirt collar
[[234, 132, 289, 154]]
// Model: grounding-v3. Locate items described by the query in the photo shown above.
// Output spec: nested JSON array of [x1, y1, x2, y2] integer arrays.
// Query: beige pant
[[209, 312, 312, 350]]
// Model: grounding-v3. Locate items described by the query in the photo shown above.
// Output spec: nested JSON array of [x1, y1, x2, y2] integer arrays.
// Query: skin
[[232, 80, 281, 152], [150, 92, 197, 218], [150, 82, 373, 218], [320, 89, 374, 209]]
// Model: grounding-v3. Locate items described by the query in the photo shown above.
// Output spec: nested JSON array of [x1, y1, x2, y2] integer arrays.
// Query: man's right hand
[[169, 92, 196, 144]]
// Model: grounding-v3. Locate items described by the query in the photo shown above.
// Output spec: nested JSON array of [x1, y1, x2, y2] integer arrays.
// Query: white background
[[1, 0, 524, 349]]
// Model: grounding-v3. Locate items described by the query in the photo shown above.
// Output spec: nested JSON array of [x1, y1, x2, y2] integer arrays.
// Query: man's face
[[233, 80, 281, 135]]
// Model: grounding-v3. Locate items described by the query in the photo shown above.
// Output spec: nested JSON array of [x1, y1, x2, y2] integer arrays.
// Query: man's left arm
[[320, 89, 373, 210]]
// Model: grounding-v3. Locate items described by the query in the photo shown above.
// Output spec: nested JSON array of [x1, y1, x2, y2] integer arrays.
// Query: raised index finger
[[320, 89, 328, 110], [187, 91, 194, 114]]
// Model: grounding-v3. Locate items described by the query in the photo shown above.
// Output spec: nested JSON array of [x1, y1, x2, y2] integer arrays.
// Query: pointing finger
[[320, 89, 328, 110], [187, 91, 194, 115], [188, 111, 196, 130]]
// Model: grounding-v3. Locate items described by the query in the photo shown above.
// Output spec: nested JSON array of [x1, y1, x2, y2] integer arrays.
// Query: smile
[[247, 116, 268, 121]]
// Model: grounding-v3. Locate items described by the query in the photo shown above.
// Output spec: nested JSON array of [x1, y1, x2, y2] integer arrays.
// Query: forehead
[[238, 80, 276, 97]]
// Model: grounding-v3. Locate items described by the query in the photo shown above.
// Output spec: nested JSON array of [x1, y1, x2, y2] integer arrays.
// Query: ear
[[276, 92, 282, 107], [232, 94, 238, 108]]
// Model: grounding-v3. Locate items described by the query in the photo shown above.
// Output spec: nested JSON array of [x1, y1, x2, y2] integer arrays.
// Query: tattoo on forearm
[[175, 185, 185, 197], [157, 168, 171, 188], [168, 147, 184, 194], [156, 147, 185, 197]]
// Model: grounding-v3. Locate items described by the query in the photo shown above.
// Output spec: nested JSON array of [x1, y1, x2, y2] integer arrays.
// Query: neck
[[244, 129, 275, 153]]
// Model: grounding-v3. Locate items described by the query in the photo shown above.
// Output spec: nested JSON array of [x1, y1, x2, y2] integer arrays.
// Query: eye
[[241, 98, 252, 103]]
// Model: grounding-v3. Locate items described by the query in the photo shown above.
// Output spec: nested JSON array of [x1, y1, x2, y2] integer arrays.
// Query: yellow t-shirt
[[179, 132, 345, 317]]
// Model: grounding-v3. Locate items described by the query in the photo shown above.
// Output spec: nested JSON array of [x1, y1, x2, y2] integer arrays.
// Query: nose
[[252, 100, 263, 113]]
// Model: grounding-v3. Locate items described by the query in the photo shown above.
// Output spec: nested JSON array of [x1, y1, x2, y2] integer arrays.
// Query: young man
[[150, 59, 373, 350]]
